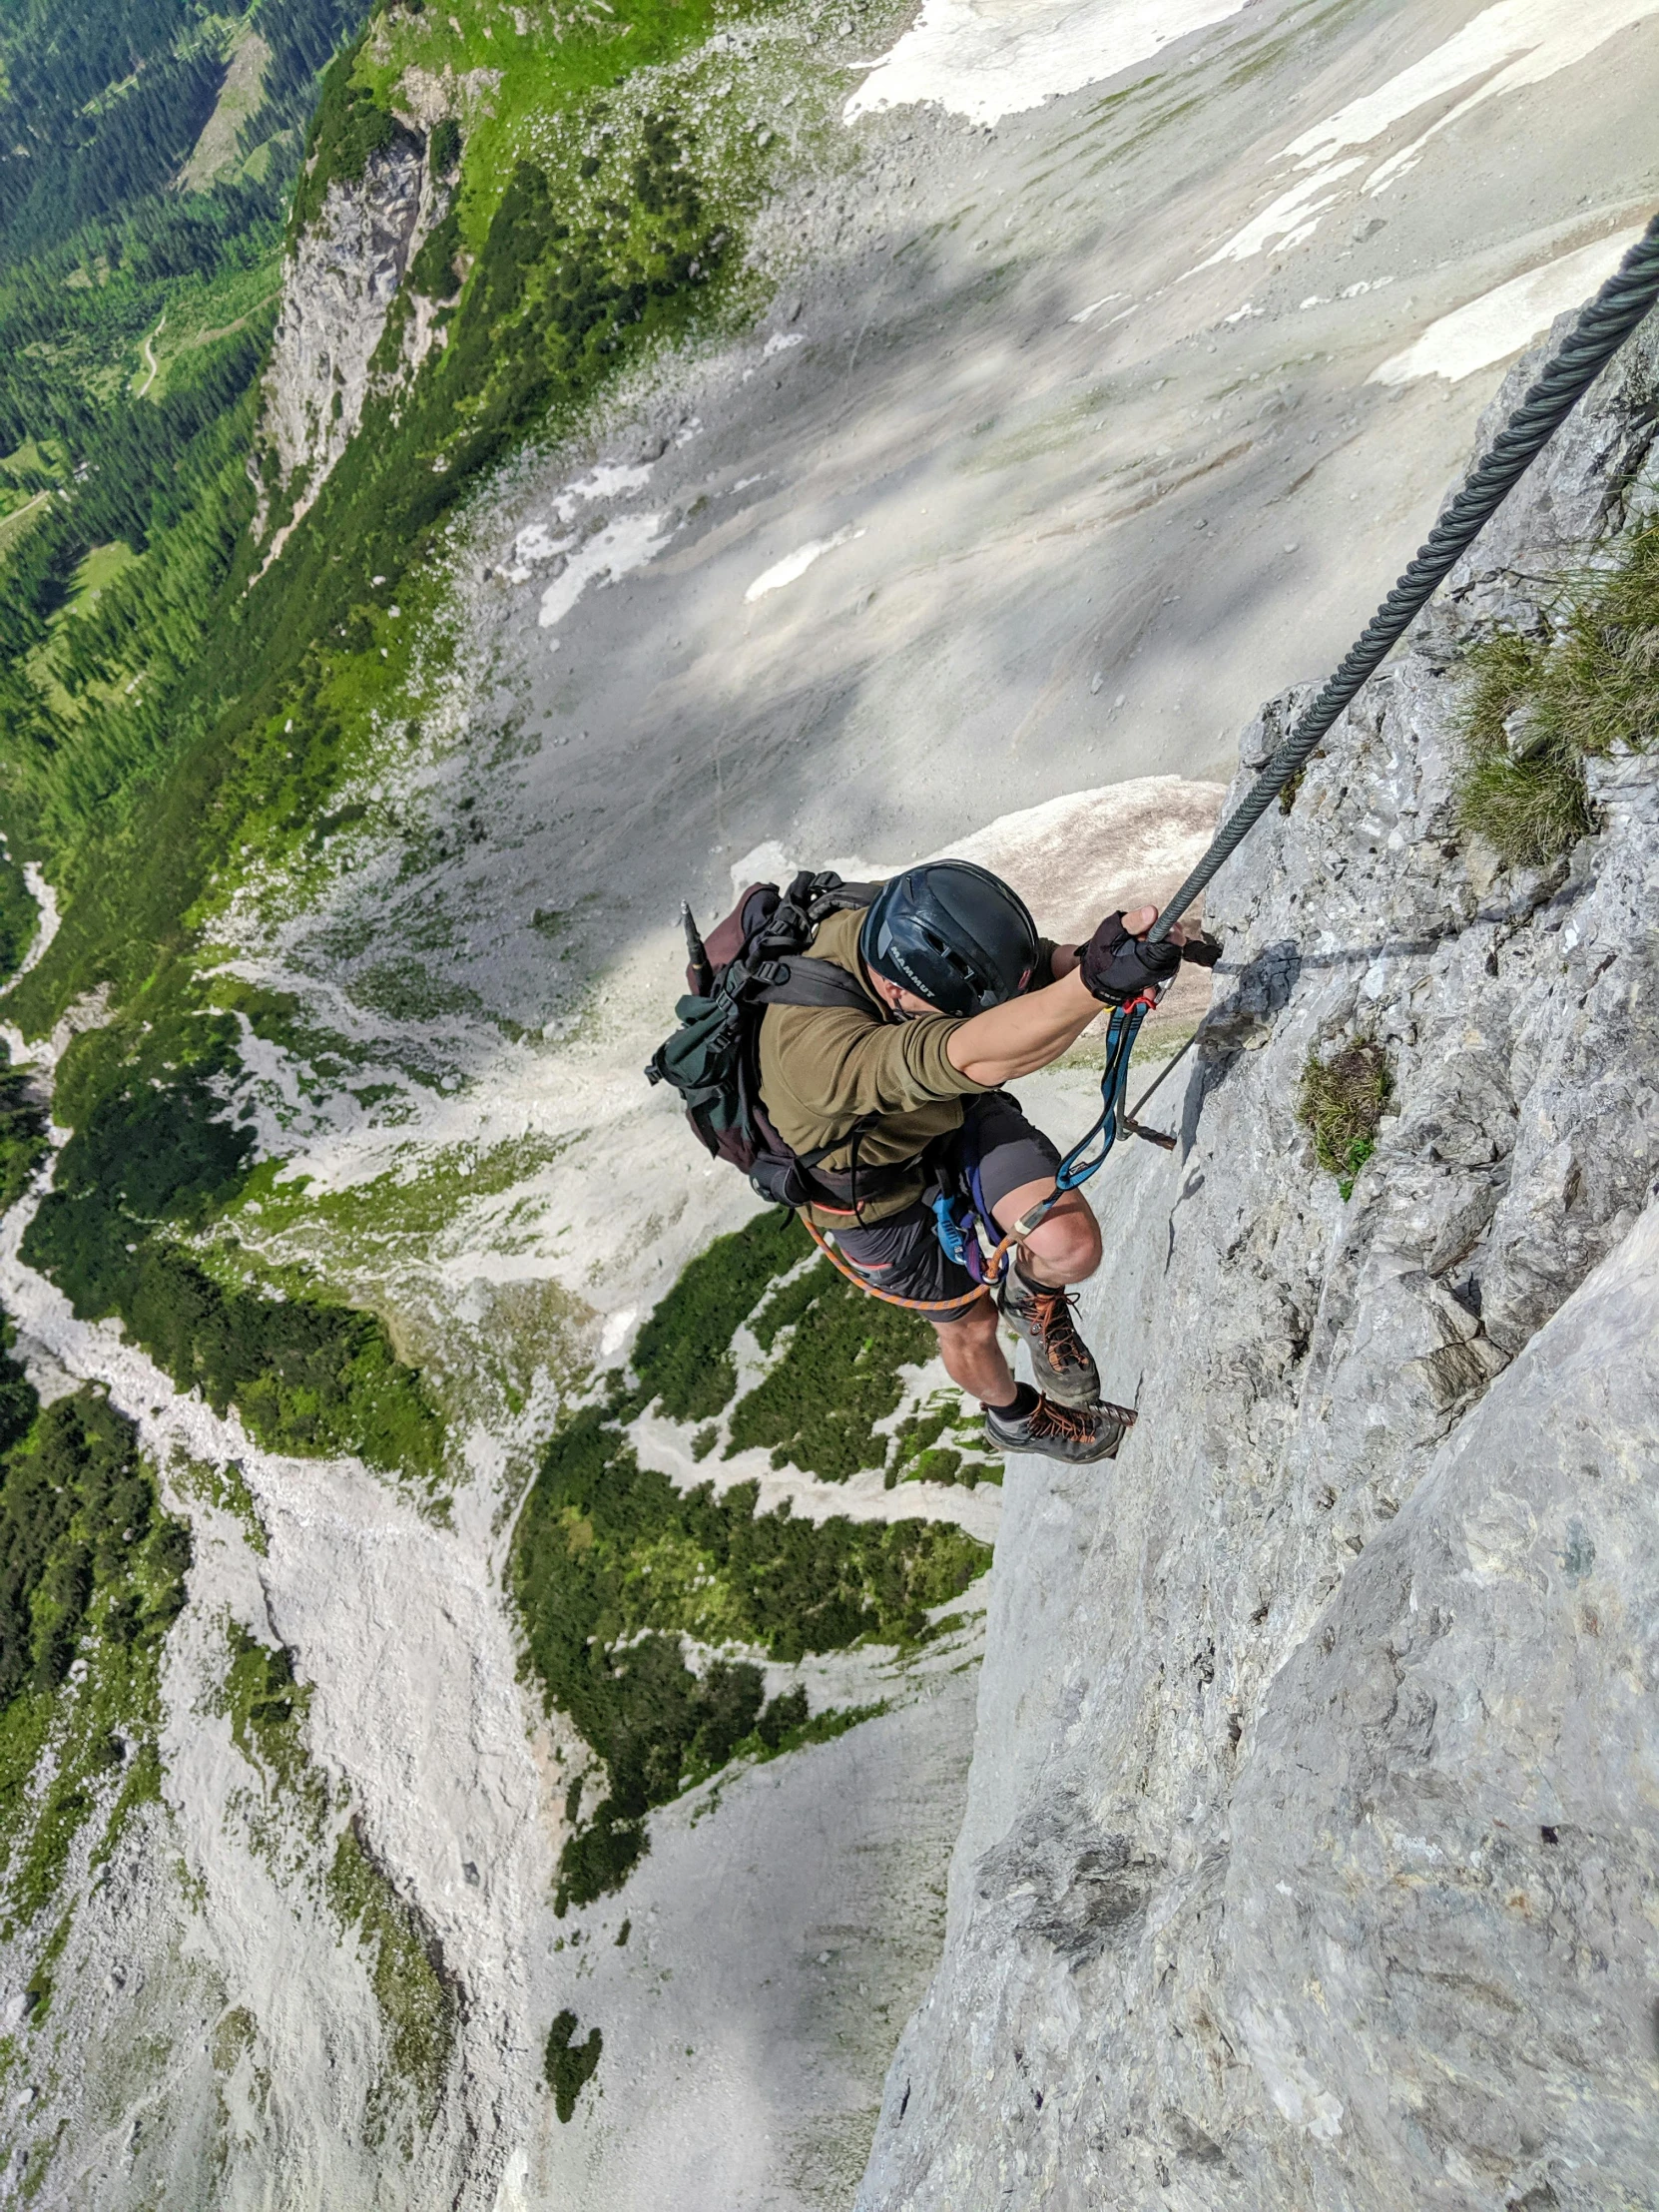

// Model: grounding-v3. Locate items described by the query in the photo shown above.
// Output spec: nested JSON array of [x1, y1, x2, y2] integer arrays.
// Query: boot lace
[[1027, 1286, 1093, 1375]]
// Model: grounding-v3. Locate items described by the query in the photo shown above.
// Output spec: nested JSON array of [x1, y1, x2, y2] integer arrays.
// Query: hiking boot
[[984, 1391, 1134, 1465], [998, 1270, 1102, 1407]]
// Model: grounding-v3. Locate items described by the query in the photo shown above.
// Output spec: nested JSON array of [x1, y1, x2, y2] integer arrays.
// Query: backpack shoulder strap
[[776, 870, 878, 930], [755, 956, 875, 1012], [819, 878, 878, 911]]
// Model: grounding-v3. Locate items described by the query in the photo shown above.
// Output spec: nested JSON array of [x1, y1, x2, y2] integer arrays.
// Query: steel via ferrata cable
[[1146, 211, 1659, 943]]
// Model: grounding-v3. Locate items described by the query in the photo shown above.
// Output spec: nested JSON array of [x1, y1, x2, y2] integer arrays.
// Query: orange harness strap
[[803, 1217, 992, 1315]]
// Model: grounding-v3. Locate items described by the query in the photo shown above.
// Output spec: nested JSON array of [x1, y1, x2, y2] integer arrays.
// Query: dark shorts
[[830, 1091, 1061, 1320]]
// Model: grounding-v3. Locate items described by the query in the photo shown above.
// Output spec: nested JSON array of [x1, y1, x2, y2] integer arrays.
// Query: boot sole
[[985, 1425, 1125, 1464]]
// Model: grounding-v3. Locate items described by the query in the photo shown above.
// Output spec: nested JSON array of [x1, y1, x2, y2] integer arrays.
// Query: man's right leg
[[967, 1095, 1114, 1415]]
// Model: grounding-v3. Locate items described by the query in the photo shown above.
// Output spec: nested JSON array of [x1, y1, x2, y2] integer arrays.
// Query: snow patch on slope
[[1194, 160, 1364, 268], [538, 511, 673, 629], [1370, 226, 1647, 383], [744, 526, 863, 601], [1289, 0, 1659, 194], [845, 0, 1251, 125], [1199, 0, 1659, 268]]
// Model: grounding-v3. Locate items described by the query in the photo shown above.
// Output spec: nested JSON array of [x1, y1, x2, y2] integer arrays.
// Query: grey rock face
[[858, 320, 1659, 2210], [258, 130, 439, 549]]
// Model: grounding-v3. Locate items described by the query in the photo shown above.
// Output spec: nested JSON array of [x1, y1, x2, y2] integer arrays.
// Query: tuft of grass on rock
[[1453, 630, 1592, 865], [1454, 517, 1659, 865], [1298, 1039, 1391, 1200], [1545, 518, 1659, 758]]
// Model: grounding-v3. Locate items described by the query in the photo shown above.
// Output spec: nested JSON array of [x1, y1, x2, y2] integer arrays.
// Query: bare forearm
[[947, 968, 1100, 1086]]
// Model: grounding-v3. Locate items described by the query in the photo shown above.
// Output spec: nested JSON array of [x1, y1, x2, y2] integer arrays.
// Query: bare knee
[[1020, 1195, 1101, 1285]]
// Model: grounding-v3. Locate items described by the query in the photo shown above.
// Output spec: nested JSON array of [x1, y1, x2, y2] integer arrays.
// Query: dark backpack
[[646, 869, 887, 1209]]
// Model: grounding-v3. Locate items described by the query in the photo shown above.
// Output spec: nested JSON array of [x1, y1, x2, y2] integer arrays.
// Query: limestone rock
[[858, 318, 1659, 2211], [256, 128, 445, 554]]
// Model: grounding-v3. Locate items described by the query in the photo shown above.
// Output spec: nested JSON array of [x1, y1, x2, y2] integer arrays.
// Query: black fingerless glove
[[1079, 911, 1182, 1004], [1181, 932, 1223, 968]]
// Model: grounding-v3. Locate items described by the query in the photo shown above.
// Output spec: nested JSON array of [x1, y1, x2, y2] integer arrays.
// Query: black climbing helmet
[[860, 860, 1040, 1016]]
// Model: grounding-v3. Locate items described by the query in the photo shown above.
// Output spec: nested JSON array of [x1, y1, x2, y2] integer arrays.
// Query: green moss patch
[[219, 1623, 324, 1809], [633, 1207, 809, 1421], [0, 1048, 47, 1221], [354, 0, 775, 251], [0, 1368, 187, 1731], [207, 1617, 330, 1872], [0, 1325, 189, 2053], [727, 1259, 936, 1482], [513, 1210, 991, 1912], [211, 1616, 456, 2131], [173, 1451, 269, 1555], [327, 1818, 456, 2137], [289, 36, 410, 242], [884, 1387, 1001, 1490], [1298, 1039, 1391, 1200], [20, 971, 443, 1483], [0, 847, 36, 983]]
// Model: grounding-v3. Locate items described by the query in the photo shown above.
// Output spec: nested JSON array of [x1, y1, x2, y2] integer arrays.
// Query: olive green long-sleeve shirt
[[757, 907, 989, 1226]]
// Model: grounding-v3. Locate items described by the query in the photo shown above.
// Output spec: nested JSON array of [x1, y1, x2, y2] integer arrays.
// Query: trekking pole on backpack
[[681, 903, 713, 998]]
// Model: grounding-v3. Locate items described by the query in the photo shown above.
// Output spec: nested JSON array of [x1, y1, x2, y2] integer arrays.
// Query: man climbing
[[758, 861, 1193, 1465]]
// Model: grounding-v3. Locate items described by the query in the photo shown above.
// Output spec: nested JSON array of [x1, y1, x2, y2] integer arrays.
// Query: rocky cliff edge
[[857, 314, 1659, 2210], [255, 125, 447, 558]]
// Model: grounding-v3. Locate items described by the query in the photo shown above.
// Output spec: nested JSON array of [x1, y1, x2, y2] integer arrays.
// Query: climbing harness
[[804, 1218, 992, 1313], [1146, 211, 1659, 944]]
